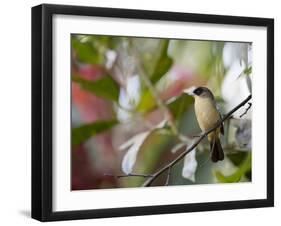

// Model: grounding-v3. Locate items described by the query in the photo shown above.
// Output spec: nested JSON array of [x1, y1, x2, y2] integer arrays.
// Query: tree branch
[[142, 94, 252, 187], [104, 173, 153, 178], [239, 102, 252, 118]]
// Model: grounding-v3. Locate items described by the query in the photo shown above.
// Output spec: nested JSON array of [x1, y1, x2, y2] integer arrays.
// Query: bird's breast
[[194, 97, 220, 133]]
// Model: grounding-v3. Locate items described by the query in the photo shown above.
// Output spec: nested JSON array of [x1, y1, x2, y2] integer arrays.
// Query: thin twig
[[193, 135, 201, 138], [142, 94, 252, 187], [104, 173, 153, 178], [239, 102, 252, 118]]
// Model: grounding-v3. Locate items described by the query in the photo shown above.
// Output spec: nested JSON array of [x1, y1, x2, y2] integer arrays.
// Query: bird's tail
[[210, 137, 224, 162]]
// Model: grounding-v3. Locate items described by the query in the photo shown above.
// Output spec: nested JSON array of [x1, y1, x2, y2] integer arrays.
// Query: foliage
[[214, 152, 251, 183], [148, 40, 173, 84], [71, 34, 252, 190], [72, 37, 105, 65], [167, 94, 193, 121], [72, 75, 120, 101], [72, 119, 118, 147]]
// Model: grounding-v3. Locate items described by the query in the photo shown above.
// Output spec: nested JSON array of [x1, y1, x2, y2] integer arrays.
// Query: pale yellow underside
[[194, 96, 220, 141]]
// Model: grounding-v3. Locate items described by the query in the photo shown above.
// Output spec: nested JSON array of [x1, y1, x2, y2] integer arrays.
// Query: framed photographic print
[[32, 4, 274, 221]]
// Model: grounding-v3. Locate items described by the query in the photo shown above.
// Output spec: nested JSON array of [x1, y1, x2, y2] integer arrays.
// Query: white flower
[[117, 75, 141, 122], [105, 50, 117, 69], [120, 131, 150, 175], [182, 148, 198, 182], [119, 119, 167, 175]]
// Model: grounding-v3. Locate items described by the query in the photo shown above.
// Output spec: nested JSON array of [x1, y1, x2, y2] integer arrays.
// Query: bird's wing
[[219, 115, 224, 135], [215, 103, 224, 136]]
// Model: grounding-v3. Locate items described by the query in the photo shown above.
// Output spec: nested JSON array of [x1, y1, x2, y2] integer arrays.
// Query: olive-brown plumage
[[191, 87, 224, 162]]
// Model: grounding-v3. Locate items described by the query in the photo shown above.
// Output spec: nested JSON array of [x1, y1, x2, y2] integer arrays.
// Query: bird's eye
[[194, 87, 203, 96]]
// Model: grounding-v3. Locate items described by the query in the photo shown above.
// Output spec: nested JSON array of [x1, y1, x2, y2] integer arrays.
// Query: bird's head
[[184, 86, 215, 100]]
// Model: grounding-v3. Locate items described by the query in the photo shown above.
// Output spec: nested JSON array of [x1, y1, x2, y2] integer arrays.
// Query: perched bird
[[185, 87, 224, 162]]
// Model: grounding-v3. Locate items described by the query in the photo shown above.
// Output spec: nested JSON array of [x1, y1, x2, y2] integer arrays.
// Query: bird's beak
[[183, 86, 196, 96]]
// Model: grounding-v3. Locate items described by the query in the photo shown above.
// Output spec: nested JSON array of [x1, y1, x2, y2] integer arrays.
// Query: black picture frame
[[32, 3, 274, 222]]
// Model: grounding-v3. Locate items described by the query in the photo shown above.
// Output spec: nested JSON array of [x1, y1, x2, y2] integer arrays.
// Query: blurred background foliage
[[71, 34, 252, 190]]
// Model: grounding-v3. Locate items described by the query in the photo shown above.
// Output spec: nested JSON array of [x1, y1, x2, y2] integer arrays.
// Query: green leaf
[[72, 75, 120, 101], [167, 94, 193, 120], [72, 38, 104, 65], [136, 91, 155, 113], [135, 40, 173, 113], [72, 119, 118, 147], [214, 152, 251, 183], [227, 152, 248, 166], [135, 39, 173, 84], [243, 66, 252, 76], [149, 40, 173, 84], [137, 93, 192, 119]]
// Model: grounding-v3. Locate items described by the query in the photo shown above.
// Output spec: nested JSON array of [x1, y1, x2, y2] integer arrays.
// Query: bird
[[185, 86, 224, 162]]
